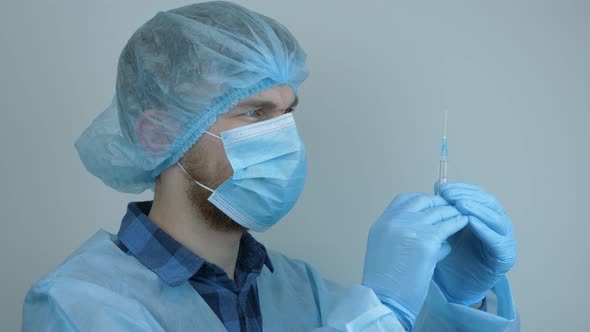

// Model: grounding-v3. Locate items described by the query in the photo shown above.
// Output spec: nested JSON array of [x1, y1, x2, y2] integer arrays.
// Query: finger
[[433, 215, 468, 241], [445, 189, 503, 214], [388, 192, 424, 210], [437, 241, 452, 262], [456, 200, 511, 235], [468, 216, 517, 272], [440, 182, 486, 192], [440, 183, 505, 215], [468, 216, 502, 247], [439, 182, 490, 199], [419, 206, 462, 225], [398, 194, 450, 213]]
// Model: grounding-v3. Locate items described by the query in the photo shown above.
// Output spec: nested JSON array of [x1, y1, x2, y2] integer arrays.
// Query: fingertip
[[459, 215, 469, 226], [453, 215, 469, 231], [436, 215, 468, 239], [437, 241, 452, 262]]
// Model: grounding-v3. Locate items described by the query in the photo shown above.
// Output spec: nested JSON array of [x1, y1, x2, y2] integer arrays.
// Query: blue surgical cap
[[74, 1, 309, 194]]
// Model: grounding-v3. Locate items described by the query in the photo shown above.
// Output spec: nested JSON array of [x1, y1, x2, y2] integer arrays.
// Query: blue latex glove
[[434, 182, 517, 306], [362, 193, 468, 331]]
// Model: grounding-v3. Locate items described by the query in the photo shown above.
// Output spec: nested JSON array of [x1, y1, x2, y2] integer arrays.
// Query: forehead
[[235, 85, 296, 108]]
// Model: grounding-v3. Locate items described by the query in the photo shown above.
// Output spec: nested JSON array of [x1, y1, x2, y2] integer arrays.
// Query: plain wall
[[2, 1, 588, 331]]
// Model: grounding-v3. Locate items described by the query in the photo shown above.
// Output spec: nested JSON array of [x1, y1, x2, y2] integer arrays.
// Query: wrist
[[471, 300, 483, 309], [434, 279, 489, 307], [470, 297, 487, 311]]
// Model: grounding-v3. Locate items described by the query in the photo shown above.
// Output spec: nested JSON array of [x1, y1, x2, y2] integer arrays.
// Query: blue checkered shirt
[[113, 201, 274, 332]]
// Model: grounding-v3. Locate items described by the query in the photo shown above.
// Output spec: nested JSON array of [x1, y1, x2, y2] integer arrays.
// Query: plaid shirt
[[114, 201, 274, 332]]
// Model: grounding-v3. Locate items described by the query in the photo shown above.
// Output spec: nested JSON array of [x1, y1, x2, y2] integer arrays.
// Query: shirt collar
[[116, 201, 274, 286]]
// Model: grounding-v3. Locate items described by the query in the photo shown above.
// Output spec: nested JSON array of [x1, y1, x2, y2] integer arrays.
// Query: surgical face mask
[[177, 113, 307, 232]]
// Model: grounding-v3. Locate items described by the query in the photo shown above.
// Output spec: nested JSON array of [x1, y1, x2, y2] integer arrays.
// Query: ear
[[135, 109, 173, 155]]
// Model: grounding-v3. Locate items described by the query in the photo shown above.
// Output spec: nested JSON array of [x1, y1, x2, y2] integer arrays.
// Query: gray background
[[2, 0, 588, 331]]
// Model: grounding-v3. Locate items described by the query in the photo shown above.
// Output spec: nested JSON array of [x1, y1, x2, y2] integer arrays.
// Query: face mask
[[177, 113, 307, 232]]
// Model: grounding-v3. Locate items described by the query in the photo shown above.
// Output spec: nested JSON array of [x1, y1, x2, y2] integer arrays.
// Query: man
[[23, 2, 519, 331]]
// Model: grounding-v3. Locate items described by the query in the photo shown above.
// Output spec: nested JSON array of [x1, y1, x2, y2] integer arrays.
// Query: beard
[[180, 148, 246, 233]]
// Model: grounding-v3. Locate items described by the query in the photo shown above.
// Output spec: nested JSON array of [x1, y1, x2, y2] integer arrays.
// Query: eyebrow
[[236, 95, 299, 111]]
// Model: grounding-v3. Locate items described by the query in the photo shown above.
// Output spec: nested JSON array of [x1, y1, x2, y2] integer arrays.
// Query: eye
[[243, 109, 262, 118], [285, 108, 295, 114]]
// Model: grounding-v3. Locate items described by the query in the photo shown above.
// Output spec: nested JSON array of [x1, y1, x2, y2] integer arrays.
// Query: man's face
[[179, 84, 299, 231]]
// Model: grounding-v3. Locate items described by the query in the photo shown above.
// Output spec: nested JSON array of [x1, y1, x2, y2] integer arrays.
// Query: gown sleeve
[[414, 275, 520, 331], [22, 278, 166, 332]]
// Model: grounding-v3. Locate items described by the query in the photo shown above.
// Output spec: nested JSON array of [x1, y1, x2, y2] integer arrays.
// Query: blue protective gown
[[22, 230, 519, 331]]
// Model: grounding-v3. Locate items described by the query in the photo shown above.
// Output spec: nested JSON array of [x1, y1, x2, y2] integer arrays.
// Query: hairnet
[[74, 1, 309, 194]]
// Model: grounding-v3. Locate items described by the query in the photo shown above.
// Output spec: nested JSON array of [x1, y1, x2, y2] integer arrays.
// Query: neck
[[147, 188, 244, 281]]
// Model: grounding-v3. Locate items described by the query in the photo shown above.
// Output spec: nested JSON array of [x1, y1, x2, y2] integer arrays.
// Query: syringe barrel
[[438, 158, 447, 187]]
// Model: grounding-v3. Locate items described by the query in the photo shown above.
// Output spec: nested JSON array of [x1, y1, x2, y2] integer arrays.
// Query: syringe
[[436, 110, 448, 195]]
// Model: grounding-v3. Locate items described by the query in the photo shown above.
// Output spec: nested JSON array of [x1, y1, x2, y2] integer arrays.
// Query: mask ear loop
[[176, 162, 214, 193], [204, 131, 221, 139]]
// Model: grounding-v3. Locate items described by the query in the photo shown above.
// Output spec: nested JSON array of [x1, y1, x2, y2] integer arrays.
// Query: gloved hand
[[362, 193, 468, 331], [434, 182, 517, 306]]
